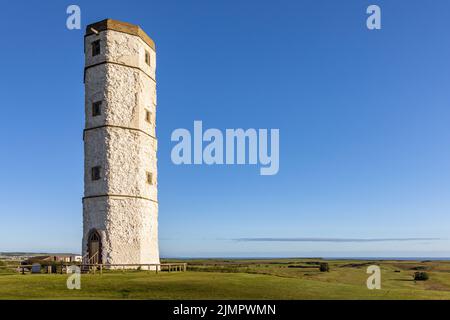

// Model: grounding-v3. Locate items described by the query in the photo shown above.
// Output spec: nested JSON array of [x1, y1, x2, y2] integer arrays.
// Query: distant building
[[22, 255, 82, 264]]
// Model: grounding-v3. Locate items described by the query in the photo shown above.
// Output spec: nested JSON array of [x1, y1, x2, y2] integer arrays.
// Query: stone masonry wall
[[83, 24, 159, 266]]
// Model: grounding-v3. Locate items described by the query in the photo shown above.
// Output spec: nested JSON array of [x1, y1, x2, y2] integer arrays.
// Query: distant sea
[[326, 257, 450, 261], [165, 256, 450, 261]]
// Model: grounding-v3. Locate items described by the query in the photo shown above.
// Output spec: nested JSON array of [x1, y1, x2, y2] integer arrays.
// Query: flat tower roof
[[85, 18, 155, 50]]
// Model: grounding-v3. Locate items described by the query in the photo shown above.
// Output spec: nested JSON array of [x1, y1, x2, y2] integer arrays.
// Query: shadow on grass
[[119, 289, 132, 299], [392, 279, 415, 282]]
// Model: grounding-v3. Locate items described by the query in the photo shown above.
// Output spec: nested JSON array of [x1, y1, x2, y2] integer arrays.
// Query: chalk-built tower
[[82, 19, 159, 267]]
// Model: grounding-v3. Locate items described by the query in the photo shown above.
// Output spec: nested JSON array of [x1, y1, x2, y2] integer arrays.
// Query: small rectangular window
[[145, 110, 152, 123], [92, 101, 102, 117], [146, 172, 153, 185], [92, 40, 100, 56], [91, 166, 101, 181], [145, 50, 151, 66]]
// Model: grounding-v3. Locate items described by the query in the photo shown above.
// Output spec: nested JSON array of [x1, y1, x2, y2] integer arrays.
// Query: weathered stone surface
[[84, 128, 157, 199], [85, 29, 155, 80], [83, 20, 159, 266], [82, 197, 159, 265]]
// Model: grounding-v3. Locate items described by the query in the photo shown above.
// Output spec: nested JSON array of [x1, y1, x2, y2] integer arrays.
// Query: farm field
[[1, 258, 450, 299]]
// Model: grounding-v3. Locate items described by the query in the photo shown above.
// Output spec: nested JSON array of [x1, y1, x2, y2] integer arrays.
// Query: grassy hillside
[[1, 259, 450, 299]]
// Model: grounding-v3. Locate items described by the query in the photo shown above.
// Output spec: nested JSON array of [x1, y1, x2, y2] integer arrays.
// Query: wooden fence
[[0, 263, 187, 275]]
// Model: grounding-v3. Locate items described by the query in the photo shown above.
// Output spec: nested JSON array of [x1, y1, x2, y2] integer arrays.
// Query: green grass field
[[1, 258, 450, 299]]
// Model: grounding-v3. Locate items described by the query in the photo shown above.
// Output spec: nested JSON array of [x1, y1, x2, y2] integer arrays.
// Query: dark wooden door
[[88, 230, 101, 264]]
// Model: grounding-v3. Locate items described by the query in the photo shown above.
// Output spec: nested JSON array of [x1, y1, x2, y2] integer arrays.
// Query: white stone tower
[[82, 19, 159, 267]]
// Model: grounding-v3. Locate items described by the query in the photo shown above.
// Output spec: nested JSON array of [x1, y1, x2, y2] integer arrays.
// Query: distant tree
[[319, 262, 330, 272], [414, 272, 429, 281]]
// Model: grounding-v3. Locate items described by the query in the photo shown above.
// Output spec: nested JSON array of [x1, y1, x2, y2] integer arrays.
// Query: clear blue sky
[[1, 0, 450, 257]]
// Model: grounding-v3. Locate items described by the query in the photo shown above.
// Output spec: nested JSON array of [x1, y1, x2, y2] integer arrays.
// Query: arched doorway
[[87, 229, 102, 264]]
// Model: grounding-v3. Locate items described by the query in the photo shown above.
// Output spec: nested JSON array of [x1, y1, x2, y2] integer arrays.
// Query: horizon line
[[233, 237, 442, 243]]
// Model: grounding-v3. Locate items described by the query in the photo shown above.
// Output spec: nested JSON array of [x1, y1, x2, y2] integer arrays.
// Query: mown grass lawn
[[1, 259, 450, 299]]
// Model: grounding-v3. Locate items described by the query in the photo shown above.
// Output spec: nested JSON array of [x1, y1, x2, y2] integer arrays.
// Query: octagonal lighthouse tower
[[82, 19, 159, 267]]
